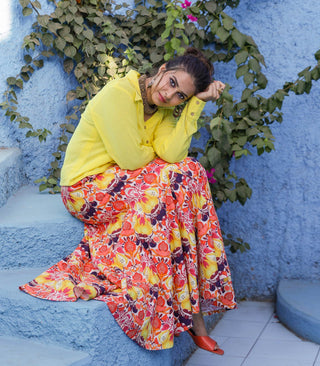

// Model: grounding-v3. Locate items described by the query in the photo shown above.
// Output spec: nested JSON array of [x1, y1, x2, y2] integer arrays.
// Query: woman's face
[[148, 66, 196, 107]]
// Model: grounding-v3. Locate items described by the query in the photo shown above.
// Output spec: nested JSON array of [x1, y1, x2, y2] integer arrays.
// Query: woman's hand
[[195, 80, 226, 102]]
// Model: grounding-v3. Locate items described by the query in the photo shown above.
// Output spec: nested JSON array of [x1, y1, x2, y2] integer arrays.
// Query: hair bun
[[184, 47, 214, 76]]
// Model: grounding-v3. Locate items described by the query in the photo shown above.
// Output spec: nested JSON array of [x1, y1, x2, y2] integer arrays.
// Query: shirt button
[[196, 101, 200, 104], [191, 112, 194, 116], [146, 140, 149, 144], [144, 126, 146, 129]]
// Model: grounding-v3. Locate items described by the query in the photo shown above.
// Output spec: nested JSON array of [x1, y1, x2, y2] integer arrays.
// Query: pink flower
[[181, 0, 191, 8], [187, 14, 198, 22], [206, 168, 217, 184]]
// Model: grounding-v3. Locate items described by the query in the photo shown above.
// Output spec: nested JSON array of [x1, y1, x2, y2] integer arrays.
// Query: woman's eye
[[177, 93, 185, 100], [170, 78, 175, 87]]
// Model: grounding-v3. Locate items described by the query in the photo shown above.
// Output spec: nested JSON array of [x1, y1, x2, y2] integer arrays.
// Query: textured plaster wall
[[216, 0, 320, 299], [0, 0, 319, 299], [0, 0, 77, 182]]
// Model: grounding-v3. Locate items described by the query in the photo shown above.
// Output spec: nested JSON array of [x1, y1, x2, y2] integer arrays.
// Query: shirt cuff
[[183, 96, 206, 134]]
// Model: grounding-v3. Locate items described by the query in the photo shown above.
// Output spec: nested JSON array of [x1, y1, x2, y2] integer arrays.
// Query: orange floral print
[[19, 158, 236, 350]]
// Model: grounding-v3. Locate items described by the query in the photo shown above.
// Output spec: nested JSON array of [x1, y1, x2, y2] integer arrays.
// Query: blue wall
[[218, 0, 320, 298], [1, 0, 319, 299]]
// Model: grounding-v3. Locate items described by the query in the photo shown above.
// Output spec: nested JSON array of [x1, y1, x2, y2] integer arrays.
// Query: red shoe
[[187, 329, 224, 356]]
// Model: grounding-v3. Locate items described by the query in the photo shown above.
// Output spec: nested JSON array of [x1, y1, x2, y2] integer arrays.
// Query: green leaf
[[21, 72, 30, 81], [65, 45, 77, 58], [22, 7, 33, 16], [19, 0, 30, 7], [225, 189, 237, 202], [248, 58, 261, 73], [63, 33, 74, 43], [33, 59, 43, 68], [237, 135, 248, 146], [65, 123, 75, 133], [19, 121, 33, 129], [235, 50, 248, 65], [69, 5, 78, 14], [83, 29, 94, 41], [231, 29, 246, 48], [236, 64, 249, 79], [48, 22, 63, 34], [210, 19, 220, 34], [256, 73, 268, 88], [246, 127, 260, 136], [66, 90, 77, 101], [222, 13, 234, 31], [41, 50, 54, 58], [296, 80, 305, 94], [197, 17, 207, 28], [204, 2, 217, 13], [243, 72, 254, 86], [24, 54, 32, 64], [247, 96, 258, 109], [74, 16, 84, 25], [98, 66, 106, 77], [170, 37, 181, 50], [216, 26, 229, 43], [246, 35, 257, 47], [207, 146, 221, 166], [249, 109, 261, 120], [150, 52, 163, 64], [42, 33, 54, 47], [55, 37, 66, 51], [7, 77, 17, 85], [210, 117, 222, 129], [97, 54, 108, 63], [37, 14, 50, 27], [48, 178, 57, 185], [63, 59, 74, 74], [241, 88, 252, 101], [39, 184, 48, 192]]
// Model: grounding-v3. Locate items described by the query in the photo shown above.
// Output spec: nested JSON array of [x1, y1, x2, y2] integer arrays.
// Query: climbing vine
[[1, 0, 319, 252]]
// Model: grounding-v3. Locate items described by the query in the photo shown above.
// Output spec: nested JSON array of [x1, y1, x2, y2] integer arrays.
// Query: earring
[[148, 78, 155, 88]]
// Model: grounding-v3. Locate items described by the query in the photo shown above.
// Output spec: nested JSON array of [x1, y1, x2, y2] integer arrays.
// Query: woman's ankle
[[192, 312, 208, 336]]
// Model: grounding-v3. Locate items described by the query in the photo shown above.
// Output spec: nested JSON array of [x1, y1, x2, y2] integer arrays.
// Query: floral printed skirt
[[20, 157, 236, 350]]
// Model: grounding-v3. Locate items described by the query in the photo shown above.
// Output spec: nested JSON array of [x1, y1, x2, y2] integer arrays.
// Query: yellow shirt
[[60, 70, 206, 186]]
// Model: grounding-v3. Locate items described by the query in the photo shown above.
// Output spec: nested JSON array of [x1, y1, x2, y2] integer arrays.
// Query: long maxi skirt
[[20, 157, 236, 350]]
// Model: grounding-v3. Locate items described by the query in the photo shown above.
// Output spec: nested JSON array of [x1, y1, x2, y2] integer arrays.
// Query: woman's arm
[[152, 80, 225, 163], [152, 97, 206, 163]]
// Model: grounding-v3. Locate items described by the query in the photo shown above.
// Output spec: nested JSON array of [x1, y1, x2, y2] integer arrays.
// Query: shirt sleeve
[[153, 97, 206, 162], [86, 82, 156, 170]]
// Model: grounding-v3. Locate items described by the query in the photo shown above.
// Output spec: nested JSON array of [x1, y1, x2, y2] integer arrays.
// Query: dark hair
[[165, 47, 214, 94]]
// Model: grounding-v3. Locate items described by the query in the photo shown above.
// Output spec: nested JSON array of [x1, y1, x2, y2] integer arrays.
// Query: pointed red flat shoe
[[187, 329, 224, 355]]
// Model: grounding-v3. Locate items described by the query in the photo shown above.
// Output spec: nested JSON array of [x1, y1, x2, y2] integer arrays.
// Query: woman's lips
[[159, 92, 166, 103]]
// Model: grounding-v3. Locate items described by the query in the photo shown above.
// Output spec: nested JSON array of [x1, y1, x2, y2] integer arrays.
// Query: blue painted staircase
[[0, 147, 220, 365], [276, 279, 320, 344]]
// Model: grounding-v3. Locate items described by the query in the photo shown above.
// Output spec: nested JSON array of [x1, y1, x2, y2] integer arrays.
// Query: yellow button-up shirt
[[60, 70, 206, 186]]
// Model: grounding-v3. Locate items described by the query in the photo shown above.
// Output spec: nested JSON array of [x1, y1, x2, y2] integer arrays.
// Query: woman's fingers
[[195, 80, 225, 102]]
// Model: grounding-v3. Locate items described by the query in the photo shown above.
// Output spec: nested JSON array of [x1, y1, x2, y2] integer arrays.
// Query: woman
[[20, 48, 236, 355]]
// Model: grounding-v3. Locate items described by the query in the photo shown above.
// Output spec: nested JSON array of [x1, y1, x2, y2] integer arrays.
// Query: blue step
[[0, 185, 83, 270], [0, 267, 209, 366], [276, 279, 320, 344], [0, 335, 90, 366], [0, 147, 25, 208]]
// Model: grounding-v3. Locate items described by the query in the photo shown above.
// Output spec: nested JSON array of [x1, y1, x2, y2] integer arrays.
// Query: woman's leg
[[192, 312, 208, 336]]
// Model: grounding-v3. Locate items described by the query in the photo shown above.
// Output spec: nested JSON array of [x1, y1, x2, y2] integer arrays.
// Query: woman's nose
[[165, 89, 175, 100]]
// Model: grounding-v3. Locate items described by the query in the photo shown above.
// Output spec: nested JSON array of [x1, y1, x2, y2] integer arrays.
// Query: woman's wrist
[[195, 80, 225, 102]]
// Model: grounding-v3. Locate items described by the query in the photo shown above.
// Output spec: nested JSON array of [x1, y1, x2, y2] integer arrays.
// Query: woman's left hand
[[195, 80, 226, 102]]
